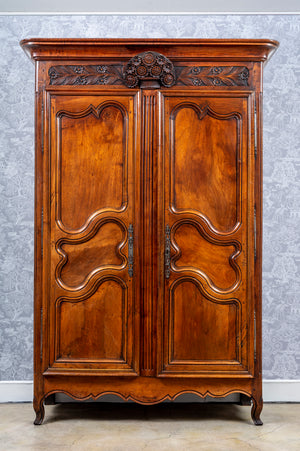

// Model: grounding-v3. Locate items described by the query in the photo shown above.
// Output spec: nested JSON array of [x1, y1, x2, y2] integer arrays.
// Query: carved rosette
[[123, 51, 176, 88]]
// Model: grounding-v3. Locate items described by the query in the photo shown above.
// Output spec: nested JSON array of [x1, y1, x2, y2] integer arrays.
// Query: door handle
[[165, 224, 171, 279], [128, 224, 134, 277]]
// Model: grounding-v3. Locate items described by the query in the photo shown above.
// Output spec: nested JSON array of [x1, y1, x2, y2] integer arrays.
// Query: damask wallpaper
[[0, 15, 299, 381]]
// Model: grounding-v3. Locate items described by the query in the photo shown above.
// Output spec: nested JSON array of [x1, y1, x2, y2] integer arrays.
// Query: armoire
[[20, 38, 278, 425]]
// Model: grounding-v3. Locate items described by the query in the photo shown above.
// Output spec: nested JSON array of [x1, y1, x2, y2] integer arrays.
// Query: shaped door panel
[[170, 103, 240, 233], [158, 92, 254, 376], [169, 279, 240, 362], [46, 92, 140, 375], [57, 103, 127, 232]]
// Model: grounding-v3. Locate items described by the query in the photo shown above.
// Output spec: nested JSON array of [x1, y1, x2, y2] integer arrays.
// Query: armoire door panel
[[57, 220, 126, 290], [56, 279, 127, 362], [47, 93, 140, 375], [56, 101, 128, 233], [169, 280, 239, 362], [172, 221, 241, 293], [169, 97, 243, 234], [158, 92, 253, 376]]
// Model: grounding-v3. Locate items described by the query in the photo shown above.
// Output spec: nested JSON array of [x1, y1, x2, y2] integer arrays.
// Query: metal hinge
[[128, 224, 134, 277], [254, 100, 257, 160], [165, 225, 171, 279]]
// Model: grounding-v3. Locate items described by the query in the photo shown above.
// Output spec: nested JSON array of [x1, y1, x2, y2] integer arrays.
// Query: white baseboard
[[0, 381, 33, 402], [263, 380, 300, 402], [0, 380, 299, 403]]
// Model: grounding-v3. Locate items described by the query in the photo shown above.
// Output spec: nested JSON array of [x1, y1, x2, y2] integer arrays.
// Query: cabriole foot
[[33, 397, 45, 425], [251, 396, 263, 426]]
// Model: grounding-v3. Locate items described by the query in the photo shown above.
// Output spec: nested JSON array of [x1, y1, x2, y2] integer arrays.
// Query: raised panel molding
[[55, 101, 128, 233], [49, 276, 137, 374], [55, 219, 127, 291], [46, 92, 138, 380], [163, 277, 243, 373], [54, 277, 127, 364], [170, 102, 242, 234], [171, 220, 241, 294]]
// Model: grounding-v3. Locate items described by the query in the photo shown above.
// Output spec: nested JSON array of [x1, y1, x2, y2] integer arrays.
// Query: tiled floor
[[0, 402, 299, 450]]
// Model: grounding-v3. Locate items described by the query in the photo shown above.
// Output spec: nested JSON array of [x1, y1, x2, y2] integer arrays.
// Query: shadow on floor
[[44, 402, 249, 425]]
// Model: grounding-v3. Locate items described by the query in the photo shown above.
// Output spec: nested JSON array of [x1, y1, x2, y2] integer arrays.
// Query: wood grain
[[56, 101, 127, 231]]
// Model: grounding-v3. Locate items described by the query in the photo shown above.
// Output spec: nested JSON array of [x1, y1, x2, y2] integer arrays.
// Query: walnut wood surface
[[20, 38, 279, 426]]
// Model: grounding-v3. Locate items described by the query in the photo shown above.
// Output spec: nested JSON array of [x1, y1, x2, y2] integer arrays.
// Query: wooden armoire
[[21, 38, 278, 425]]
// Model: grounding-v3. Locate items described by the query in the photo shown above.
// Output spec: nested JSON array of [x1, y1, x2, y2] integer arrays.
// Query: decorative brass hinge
[[165, 225, 171, 279], [128, 224, 134, 277]]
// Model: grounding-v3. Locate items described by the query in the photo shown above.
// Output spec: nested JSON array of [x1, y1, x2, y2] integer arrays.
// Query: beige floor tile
[[0, 403, 299, 450]]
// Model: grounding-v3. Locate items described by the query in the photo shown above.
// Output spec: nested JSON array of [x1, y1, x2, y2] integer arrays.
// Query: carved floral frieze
[[48, 65, 123, 86], [176, 66, 250, 87], [48, 60, 249, 88]]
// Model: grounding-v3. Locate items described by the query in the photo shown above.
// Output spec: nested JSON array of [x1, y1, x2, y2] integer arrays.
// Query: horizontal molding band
[[0, 380, 299, 403]]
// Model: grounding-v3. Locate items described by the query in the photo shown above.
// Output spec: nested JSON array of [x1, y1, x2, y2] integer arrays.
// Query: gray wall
[[0, 14, 299, 381], [1, 0, 300, 12]]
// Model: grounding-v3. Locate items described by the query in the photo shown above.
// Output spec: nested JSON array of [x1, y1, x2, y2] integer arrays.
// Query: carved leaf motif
[[176, 66, 249, 87], [48, 65, 124, 86], [48, 63, 249, 88]]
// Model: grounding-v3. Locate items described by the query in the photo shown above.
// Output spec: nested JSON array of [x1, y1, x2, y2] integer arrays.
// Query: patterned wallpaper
[[0, 15, 299, 381]]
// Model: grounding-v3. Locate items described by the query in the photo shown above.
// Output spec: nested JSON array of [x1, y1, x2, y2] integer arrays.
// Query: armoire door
[[158, 92, 255, 377], [44, 91, 141, 376]]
